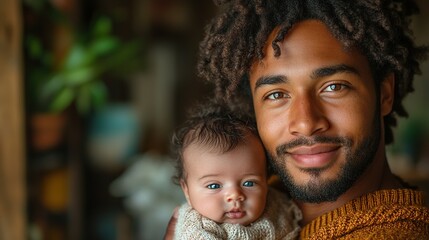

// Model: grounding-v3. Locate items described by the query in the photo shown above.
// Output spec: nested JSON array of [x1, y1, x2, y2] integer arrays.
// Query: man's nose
[[225, 187, 245, 202], [288, 94, 329, 136]]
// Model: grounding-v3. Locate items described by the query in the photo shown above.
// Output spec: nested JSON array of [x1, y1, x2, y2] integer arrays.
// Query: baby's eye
[[243, 181, 255, 187], [207, 183, 221, 189], [323, 83, 345, 92]]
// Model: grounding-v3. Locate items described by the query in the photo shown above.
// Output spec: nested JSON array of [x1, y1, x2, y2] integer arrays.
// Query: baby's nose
[[226, 188, 245, 202]]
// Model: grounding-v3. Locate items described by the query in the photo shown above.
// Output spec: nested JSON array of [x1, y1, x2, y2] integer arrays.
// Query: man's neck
[[296, 158, 403, 226]]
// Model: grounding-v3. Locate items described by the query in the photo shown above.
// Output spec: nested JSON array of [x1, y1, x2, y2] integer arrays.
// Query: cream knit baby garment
[[174, 188, 302, 240]]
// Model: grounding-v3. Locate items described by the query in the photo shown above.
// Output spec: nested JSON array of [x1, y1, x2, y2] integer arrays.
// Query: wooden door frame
[[0, 0, 26, 239]]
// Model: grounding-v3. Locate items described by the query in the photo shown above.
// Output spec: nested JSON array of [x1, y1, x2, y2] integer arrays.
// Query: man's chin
[[280, 172, 352, 203], [287, 184, 344, 203]]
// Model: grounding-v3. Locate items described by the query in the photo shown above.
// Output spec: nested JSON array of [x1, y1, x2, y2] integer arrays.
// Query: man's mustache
[[276, 136, 352, 156]]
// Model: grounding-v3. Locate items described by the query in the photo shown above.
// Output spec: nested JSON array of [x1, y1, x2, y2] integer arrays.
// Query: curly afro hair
[[197, 0, 428, 144]]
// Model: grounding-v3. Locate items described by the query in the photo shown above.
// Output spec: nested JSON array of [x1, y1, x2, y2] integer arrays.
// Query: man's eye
[[324, 84, 344, 92], [266, 92, 287, 100], [207, 183, 221, 189], [243, 181, 255, 187]]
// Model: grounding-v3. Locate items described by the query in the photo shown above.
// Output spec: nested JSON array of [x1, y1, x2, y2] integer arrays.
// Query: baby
[[170, 101, 301, 239]]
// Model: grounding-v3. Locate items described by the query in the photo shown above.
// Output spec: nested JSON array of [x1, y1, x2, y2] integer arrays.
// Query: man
[[166, 0, 429, 238]]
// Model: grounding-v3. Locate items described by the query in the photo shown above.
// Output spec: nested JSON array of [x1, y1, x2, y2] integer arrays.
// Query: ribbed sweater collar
[[300, 188, 425, 238]]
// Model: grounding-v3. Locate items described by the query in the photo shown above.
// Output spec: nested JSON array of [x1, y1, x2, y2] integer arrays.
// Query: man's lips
[[287, 144, 340, 168]]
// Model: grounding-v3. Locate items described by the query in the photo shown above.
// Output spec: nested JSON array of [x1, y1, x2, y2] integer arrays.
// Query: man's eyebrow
[[311, 64, 359, 79], [254, 75, 287, 92], [253, 64, 358, 92]]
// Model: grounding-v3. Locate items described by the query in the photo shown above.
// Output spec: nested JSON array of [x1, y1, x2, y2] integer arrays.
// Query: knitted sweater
[[300, 189, 429, 239], [174, 188, 302, 240]]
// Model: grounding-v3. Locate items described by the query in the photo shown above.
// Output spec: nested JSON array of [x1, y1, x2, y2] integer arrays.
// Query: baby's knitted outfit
[[174, 188, 301, 240]]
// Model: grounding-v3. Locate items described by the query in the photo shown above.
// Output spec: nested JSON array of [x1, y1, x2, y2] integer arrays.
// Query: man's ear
[[180, 180, 192, 206], [380, 73, 395, 116]]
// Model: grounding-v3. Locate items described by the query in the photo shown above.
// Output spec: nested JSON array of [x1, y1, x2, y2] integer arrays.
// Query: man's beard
[[269, 114, 381, 203]]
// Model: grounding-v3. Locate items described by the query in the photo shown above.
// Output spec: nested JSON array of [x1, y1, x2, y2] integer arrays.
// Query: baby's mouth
[[225, 209, 246, 219]]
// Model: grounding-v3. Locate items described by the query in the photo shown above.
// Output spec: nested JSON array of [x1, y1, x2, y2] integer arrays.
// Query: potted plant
[[27, 16, 142, 115], [25, 11, 143, 150]]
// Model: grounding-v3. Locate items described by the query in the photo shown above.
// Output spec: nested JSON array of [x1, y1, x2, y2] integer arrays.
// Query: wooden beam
[[0, 0, 26, 239]]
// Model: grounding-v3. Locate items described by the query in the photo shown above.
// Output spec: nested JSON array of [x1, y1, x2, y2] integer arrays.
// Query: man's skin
[[164, 19, 403, 238]]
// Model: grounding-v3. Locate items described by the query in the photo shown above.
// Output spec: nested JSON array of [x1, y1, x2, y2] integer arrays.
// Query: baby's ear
[[180, 180, 192, 206]]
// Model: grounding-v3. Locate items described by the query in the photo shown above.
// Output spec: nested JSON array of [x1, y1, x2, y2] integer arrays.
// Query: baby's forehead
[[183, 137, 266, 166], [184, 131, 262, 154]]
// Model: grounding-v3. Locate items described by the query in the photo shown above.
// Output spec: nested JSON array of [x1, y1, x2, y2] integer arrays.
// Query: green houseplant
[[25, 9, 142, 151], [26, 16, 142, 115]]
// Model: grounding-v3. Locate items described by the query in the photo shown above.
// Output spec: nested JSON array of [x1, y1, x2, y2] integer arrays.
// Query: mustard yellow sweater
[[300, 189, 429, 239]]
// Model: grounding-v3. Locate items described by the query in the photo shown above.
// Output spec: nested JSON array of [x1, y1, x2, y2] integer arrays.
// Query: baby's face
[[181, 134, 268, 225]]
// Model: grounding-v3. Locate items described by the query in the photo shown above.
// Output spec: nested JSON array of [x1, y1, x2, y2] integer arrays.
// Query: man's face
[[249, 20, 392, 203]]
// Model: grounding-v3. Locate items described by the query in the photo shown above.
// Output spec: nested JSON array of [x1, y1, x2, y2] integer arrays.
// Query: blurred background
[[0, 0, 428, 240]]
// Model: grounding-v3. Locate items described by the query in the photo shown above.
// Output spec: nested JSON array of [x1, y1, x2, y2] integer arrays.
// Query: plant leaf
[[76, 84, 91, 114], [90, 81, 108, 110], [40, 75, 66, 102], [62, 67, 98, 86], [63, 44, 91, 69], [89, 36, 120, 57], [91, 16, 112, 37], [49, 87, 75, 112]]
